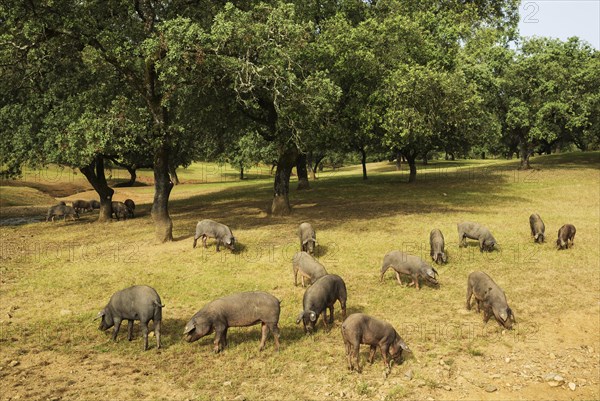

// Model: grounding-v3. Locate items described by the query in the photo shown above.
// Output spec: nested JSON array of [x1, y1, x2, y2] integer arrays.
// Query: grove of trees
[[1, 0, 598, 242]]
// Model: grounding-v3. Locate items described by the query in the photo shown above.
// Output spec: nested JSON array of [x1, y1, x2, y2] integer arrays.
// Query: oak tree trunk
[[519, 145, 532, 170], [80, 156, 114, 222], [296, 153, 310, 190], [360, 148, 368, 180], [272, 146, 298, 216], [169, 164, 180, 185], [152, 145, 174, 242], [311, 153, 325, 180], [406, 153, 417, 183]]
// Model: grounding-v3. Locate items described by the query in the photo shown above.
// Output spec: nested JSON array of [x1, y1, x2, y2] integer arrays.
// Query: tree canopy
[[1, 0, 598, 238]]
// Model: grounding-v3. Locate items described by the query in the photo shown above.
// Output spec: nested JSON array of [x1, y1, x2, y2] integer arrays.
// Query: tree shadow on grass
[[166, 166, 531, 234], [157, 318, 191, 349]]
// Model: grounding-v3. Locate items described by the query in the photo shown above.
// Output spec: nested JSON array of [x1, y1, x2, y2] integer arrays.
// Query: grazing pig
[[296, 274, 347, 333], [529, 213, 545, 243], [457, 221, 497, 252], [95, 285, 163, 350], [466, 271, 515, 330], [193, 219, 235, 252], [111, 201, 132, 220], [72, 199, 93, 213], [90, 200, 101, 209], [429, 229, 447, 264], [46, 204, 79, 222], [298, 222, 317, 254], [184, 291, 281, 352], [124, 199, 136, 216], [556, 224, 576, 250], [292, 251, 328, 287], [341, 313, 410, 373], [380, 251, 438, 290]]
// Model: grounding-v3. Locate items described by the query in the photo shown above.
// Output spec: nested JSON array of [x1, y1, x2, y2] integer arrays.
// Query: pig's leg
[[412, 275, 420, 290], [213, 326, 227, 353], [368, 345, 377, 364], [202, 235, 208, 248], [465, 284, 473, 310], [270, 323, 280, 351], [321, 311, 329, 330], [395, 271, 402, 285], [380, 344, 391, 370], [193, 236, 198, 248], [154, 320, 162, 349], [112, 317, 122, 341], [340, 300, 347, 320], [482, 308, 491, 323], [353, 344, 361, 373], [127, 320, 134, 341], [343, 338, 353, 370], [141, 321, 149, 351], [328, 305, 334, 324], [216, 240, 220, 252], [259, 323, 268, 351], [301, 275, 305, 287]]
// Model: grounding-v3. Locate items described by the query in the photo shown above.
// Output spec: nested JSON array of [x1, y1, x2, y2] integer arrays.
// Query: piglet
[[96, 285, 163, 350], [341, 313, 410, 373]]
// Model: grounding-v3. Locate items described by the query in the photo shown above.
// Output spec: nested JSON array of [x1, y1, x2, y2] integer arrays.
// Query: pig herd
[[92, 214, 577, 375], [45, 198, 136, 221]]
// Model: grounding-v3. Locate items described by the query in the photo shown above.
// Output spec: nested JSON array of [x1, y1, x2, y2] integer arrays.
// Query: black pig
[[96, 285, 163, 350], [184, 291, 281, 352]]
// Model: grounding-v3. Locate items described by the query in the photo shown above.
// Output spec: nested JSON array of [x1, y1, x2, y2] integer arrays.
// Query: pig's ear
[[295, 312, 304, 324], [309, 311, 317, 322], [508, 308, 516, 323], [183, 322, 195, 335], [94, 310, 105, 321]]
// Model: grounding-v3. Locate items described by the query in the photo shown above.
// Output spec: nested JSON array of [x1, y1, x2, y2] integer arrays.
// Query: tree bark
[[519, 143, 532, 170], [360, 147, 368, 180], [272, 146, 298, 216], [169, 164, 180, 185], [80, 156, 114, 222], [405, 152, 417, 183], [395, 150, 402, 170], [311, 153, 325, 179], [151, 144, 174, 242], [240, 165, 244, 180], [296, 153, 310, 190], [124, 165, 137, 186]]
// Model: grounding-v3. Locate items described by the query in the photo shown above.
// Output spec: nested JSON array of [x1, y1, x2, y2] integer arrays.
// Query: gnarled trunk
[[296, 153, 310, 190], [272, 146, 298, 216], [80, 156, 114, 222], [395, 150, 402, 171], [360, 147, 368, 180], [152, 145, 174, 242], [519, 144, 532, 170], [310, 152, 325, 179], [405, 152, 417, 183], [169, 164, 180, 185]]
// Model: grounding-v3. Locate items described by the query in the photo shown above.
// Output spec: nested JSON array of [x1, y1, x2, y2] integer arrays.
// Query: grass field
[[1, 152, 599, 401]]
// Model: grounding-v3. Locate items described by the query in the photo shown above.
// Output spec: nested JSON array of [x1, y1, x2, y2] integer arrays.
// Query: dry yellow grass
[[0, 152, 599, 401]]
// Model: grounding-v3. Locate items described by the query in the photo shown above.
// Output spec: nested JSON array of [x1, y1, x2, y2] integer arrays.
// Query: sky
[[517, 0, 600, 49]]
